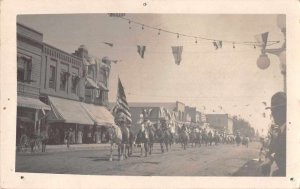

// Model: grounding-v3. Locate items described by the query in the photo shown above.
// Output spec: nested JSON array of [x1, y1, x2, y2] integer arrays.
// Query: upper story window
[[17, 54, 32, 83], [71, 74, 80, 94], [88, 66, 95, 79], [49, 65, 56, 89], [60, 69, 69, 91]]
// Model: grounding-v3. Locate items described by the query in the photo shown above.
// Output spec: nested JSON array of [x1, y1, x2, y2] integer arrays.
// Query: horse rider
[[261, 92, 286, 176], [182, 124, 187, 133]]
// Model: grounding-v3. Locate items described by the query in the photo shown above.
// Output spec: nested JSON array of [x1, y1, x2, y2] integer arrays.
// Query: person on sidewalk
[[261, 92, 286, 176], [66, 128, 72, 148], [40, 123, 49, 152]]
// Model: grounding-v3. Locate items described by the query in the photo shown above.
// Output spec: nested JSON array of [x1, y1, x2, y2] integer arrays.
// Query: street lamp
[[256, 15, 286, 92]]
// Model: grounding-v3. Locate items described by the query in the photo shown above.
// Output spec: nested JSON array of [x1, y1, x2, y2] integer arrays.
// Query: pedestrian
[[65, 128, 72, 148], [40, 123, 49, 152], [261, 92, 286, 176]]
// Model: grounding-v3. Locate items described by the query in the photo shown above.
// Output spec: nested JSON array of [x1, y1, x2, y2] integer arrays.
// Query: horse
[[208, 131, 214, 146], [213, 133, 220, 146], [189, 129, 197, 147], [135, 128, 149, 157], [242, 137, 250, 148], [126, 128, 135, 157], [178, 128, 189, 150], [235, 135, 242, 146], [201, 131, 209, 146], [146, 124, 156, 155], [155, 127, 170, 153], [107, 125, 126, 161]]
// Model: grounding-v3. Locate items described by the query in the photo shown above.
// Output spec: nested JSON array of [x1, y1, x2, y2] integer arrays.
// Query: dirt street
[[16, 142, 261, 176]]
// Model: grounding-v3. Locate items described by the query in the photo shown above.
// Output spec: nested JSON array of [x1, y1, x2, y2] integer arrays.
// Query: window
[[71, 74, 79, 94], [60, 69, 69, 91], [17, 55, 32, 82], [88, 66, 95, 78], [49, 65, 56, 89]]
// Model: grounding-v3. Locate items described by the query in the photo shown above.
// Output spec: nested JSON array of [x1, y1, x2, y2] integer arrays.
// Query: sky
[[17, 14, 285, 135]]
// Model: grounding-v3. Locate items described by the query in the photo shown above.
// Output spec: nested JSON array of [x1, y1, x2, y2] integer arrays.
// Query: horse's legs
[[144, 142, 148, 157], [160, 142, 164, 153], [140, 143, 143, 157], [109, 144, 113, 161]]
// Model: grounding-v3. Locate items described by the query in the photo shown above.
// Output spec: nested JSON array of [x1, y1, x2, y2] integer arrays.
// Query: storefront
[[16, 96, 51, 144], [47, 96, 94, 144], [81, 103, 116, 143]]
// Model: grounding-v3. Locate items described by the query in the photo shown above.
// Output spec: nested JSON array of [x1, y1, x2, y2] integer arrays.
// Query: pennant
[[213, 41, 222, 49], [262, 101, 267, 106], [255, 32, 268, 50], [103, 42, 114, 47], [137, 45, 146, 58], [171, 46, 183, 65]]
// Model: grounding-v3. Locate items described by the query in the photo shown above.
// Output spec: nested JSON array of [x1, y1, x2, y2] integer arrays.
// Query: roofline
[[17, 22, 43, 36], [43, 42, 83, 61]]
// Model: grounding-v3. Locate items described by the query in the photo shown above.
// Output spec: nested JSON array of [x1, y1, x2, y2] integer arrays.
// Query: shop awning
[[81, 103, 115, 127], [86, 77, 99, 89], [98, 82, 108, 91], [47, 96, 94, 125], [18, 96, 51, 110]]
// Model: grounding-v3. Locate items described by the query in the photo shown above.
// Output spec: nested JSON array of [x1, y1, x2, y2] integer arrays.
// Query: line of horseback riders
[[107, 113, 250, 161]]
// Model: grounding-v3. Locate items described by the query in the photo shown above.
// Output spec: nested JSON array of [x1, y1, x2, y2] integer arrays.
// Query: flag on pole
[[171, 46, 183, 65], [103, 42, 114, 47], [137, 45, 146, 58], [112, 78, 132, 123], [213, 41, 222, 49]]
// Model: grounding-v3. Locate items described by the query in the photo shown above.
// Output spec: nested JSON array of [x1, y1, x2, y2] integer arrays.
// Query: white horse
[[107, 125, 125, 161]]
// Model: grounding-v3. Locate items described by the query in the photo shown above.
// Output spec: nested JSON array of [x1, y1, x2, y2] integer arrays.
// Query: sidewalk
[[17, 143, 111, 154]]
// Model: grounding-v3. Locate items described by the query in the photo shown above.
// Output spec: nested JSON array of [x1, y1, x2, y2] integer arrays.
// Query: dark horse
[[235, 134, 242, 146], [155, 127, 170, 153], [135, 121, 156, 157], [179, 127, 189, 150]]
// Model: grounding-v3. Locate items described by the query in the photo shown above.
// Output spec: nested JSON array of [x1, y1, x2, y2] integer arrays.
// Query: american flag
[[112, 78, 132, 123]]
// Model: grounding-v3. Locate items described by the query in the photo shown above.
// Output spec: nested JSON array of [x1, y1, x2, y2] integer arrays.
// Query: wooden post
[[34, 109, 38, 134]]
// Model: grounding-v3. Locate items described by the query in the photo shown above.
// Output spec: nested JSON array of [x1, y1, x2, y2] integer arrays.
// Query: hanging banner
[[255, 32, 269, 50], [171, 46, 183, 65], [213, 41, 222, 49], [137, 45, 146, 58]]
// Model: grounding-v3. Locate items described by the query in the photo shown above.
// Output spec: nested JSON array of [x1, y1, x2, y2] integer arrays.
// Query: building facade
[[17, 23, 115, 145], [205, 113, 233, 134], [16, 23, 51, 145]]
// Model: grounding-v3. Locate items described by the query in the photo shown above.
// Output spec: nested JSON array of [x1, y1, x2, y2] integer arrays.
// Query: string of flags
[[101, 16, 281, 65], [111, 15, 280, 48]]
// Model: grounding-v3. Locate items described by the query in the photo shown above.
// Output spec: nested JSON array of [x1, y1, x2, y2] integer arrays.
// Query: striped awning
[[86, 77, 99, 89], [81, 103, 115, 127], [47, 96, 94, 125], [18, 96, 51, 110]]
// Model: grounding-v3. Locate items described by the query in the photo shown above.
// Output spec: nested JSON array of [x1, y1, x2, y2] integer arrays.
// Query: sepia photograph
[[1, 1, 300, 189], [15, 14, 287, 176]]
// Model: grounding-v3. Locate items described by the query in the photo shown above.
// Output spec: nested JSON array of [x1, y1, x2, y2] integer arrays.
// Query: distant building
[[125, 102, 179, 134], [205, 113, 233, 134]]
